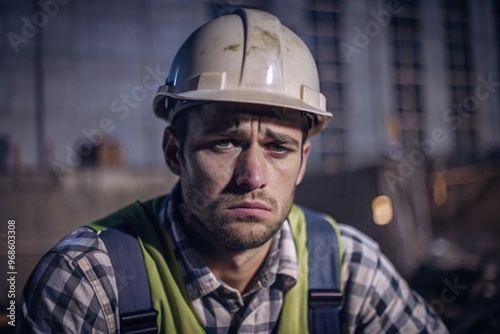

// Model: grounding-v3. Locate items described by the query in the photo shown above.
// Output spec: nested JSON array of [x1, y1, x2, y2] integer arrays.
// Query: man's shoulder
[[23, 227, 112, 305], [293, 204, 381, 255], [21, 229, 119, 333], [337, 223, 380, 254], [48, 227, 105, 260]]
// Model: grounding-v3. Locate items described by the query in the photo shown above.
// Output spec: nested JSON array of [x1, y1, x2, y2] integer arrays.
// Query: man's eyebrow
[[203, 128, 248, 138], [265, 129, 300, 148]]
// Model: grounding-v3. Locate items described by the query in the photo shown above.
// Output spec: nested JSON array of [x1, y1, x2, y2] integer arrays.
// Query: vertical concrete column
[[342, 0, 395, 169], [421, 0, 453, 159]]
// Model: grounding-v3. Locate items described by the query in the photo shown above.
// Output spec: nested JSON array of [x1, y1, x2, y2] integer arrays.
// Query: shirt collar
[[159, 183, 298, 301]]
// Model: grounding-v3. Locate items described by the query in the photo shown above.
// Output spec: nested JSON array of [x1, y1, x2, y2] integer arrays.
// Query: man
[[20, 9, 448, 333]]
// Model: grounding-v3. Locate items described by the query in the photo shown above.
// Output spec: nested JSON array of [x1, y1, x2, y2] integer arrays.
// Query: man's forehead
[[190, 103, 307, 130]]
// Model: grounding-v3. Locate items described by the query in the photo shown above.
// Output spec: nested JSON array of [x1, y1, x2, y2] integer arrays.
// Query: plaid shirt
[[20, 192, 448, 333]]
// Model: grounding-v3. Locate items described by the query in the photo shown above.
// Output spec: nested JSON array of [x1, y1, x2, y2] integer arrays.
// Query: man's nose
[[234, 147, 268, 191]]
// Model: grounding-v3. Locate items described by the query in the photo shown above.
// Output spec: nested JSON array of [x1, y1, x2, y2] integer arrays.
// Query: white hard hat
[[153, 8, 332, 136]]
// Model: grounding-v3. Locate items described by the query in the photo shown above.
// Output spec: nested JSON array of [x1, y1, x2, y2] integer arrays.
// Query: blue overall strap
[[302, 206, 342, 334], [99, 224, 158, 334]]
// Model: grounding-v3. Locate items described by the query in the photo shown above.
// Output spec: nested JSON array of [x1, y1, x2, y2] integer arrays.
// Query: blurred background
[[1, 0, 499, 332]]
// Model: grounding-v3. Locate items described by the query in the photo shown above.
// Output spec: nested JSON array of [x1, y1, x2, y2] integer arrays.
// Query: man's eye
[[268, 144, 291, 154], [215, 140, 234, 149]]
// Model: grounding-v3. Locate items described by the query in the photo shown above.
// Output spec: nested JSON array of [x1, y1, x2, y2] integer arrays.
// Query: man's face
[[165, 103, 310, 250]]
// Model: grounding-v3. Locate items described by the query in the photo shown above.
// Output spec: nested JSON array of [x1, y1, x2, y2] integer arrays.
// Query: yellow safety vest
[[87, 195, 343, 333]]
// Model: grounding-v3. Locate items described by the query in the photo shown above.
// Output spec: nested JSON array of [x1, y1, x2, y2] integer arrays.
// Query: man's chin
[[213, 224, 280, 250], [218, 237, 271, 250]]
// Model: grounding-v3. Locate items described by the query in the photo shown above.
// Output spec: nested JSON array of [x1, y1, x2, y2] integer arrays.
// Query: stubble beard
[[184, 188, 294, 250]]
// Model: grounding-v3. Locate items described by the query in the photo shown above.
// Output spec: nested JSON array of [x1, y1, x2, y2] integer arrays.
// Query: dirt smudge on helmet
[[224, 44, 240, 52], [246, 26, 280, 56]]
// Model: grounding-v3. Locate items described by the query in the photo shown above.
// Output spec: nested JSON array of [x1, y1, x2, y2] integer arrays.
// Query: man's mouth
[[226, 201, 271, 217]]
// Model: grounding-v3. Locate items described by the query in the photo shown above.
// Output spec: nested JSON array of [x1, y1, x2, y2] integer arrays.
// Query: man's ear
[[296, 140, 311, 186], [162, 127, 182, 175]]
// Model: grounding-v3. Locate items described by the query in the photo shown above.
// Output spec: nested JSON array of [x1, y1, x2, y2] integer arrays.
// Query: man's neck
[[204, 240, 272, 294], [184, 218, 273, 294]]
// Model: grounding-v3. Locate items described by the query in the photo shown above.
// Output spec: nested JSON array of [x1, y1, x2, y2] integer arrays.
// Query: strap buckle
[[120, 309, 158, 334], [309, 289, 342, 308]]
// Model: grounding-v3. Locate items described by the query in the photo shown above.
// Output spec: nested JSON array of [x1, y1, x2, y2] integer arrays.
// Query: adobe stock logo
[[51, 65, 167, 180], [430, 277, 467, 314], [7, 0, 71, 54], [384, 74, 499, 192], [341, 0, 404, 63]]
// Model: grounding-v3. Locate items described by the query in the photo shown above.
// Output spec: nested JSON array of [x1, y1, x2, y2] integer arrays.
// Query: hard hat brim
[[153, 87, 332, 136]]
